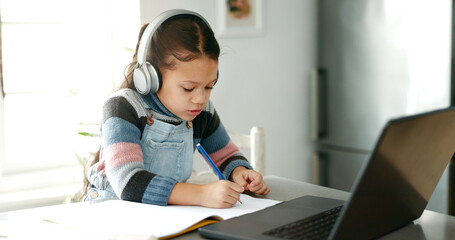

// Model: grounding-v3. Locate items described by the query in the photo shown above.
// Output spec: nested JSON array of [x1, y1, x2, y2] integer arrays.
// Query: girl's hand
[[199, 180, 244, 208], [231, 167, 270, 195]]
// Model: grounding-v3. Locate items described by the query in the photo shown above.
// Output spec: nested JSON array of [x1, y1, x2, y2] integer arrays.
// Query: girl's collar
[[140, 92, 180, 120]]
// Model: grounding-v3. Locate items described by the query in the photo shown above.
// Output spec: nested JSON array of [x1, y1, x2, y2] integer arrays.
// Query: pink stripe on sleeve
[[104, 142, 143, 172], [209, 140, 240, 167], [96, 148, 105, 172]]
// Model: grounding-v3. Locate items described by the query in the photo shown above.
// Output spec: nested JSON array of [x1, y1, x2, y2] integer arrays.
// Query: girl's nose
[[192, 89, 208, 104]]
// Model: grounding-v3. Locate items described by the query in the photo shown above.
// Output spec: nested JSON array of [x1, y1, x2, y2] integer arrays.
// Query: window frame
[[0, 0, 141, 197], [0, 15, 103, 192]]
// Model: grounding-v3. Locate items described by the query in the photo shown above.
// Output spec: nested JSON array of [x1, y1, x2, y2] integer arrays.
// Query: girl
[[82, 9, 269, 208]]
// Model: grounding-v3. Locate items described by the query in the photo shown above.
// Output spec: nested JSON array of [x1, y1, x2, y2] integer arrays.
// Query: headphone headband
[[136, 9, 211, 66]]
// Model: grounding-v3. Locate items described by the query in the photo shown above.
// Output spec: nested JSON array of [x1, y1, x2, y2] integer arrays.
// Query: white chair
[[187, 126, 266, 184], [227, 126, 266, 174]]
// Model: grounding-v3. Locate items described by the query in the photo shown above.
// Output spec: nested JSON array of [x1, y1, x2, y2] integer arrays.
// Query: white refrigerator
[[313, 0, 452, 214]]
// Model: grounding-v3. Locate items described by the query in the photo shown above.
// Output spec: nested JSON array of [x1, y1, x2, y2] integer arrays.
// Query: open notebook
[[5, 194, 280, 240]]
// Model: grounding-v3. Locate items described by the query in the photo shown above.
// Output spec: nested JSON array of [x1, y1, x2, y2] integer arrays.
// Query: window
[[0, 0, 140, 196]]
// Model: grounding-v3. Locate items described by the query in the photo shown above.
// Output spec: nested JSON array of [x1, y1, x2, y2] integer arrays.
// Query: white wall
[[0, 89, 4, 179], [140, 0, 317, 182]]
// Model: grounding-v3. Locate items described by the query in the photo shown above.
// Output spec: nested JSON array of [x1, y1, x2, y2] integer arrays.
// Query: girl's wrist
[[168, 182, 204, 206], [230, 166, 247, 181]]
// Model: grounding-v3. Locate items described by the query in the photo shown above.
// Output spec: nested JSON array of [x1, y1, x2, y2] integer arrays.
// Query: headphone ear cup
[[133, 65, 152, 95], [146, 62, 161, 93], [133, 62, 161, 94]]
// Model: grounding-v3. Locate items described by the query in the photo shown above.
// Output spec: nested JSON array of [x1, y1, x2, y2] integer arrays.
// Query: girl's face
[[157, 56, 218, 121]]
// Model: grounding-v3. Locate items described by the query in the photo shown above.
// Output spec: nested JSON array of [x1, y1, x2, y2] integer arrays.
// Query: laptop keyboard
[[262, 205, 343, 240]]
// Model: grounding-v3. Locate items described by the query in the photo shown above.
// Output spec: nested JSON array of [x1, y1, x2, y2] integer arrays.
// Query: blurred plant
[[68, 122, 101, 203], [78, 123, 101, 137]]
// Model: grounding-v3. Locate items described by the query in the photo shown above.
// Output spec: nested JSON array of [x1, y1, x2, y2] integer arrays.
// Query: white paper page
[[7, 194, 281, 239]]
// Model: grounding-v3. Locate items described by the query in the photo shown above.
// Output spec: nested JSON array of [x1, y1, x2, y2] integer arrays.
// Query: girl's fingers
[[246, 179, 270, 195]]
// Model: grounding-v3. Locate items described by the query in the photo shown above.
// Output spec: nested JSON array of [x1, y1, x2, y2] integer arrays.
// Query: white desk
[[1, 175, 455, 239]]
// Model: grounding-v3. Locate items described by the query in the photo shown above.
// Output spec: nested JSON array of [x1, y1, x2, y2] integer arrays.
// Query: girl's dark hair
[[74, 14, 220, 202]]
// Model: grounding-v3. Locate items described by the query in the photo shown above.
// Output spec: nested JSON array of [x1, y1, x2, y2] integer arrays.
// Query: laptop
[[199, 107, 455, 240]]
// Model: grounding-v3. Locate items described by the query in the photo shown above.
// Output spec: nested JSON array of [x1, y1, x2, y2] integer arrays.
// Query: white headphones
[[133, 9, 212, 95]]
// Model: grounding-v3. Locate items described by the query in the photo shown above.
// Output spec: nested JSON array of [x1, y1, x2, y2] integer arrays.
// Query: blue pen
[[196, 143, 226, 180], [196, 143, 242, 204]]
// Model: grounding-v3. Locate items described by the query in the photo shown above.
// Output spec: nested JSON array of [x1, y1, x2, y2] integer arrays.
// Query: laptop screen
[[331, 107, 455, 239]]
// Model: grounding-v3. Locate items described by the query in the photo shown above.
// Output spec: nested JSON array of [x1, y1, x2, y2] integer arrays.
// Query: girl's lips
[[189, 109, 202, 116]]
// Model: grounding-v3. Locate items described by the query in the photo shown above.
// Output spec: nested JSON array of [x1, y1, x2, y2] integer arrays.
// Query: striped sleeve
[[101, 89, 177, 205], [194, 101, 253, 180]]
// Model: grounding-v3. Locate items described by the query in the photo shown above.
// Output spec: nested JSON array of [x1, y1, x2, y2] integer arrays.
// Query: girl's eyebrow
[[182, 79, 217, 84]]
